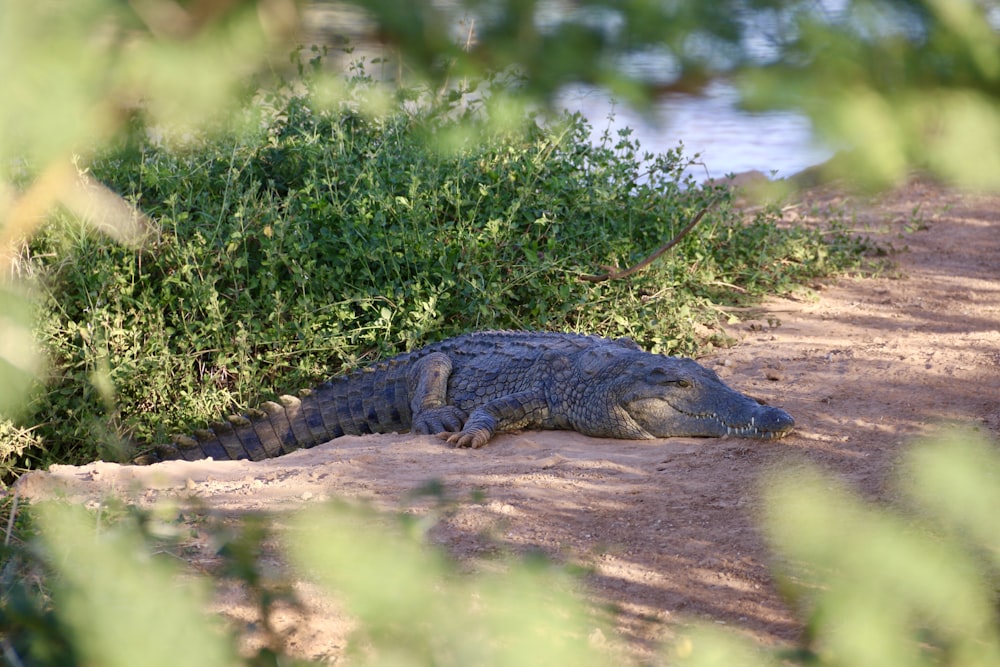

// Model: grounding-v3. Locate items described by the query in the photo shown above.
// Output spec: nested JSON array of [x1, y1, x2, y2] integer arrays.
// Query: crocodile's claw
[[439, 428, 492, 449], [413, 406, 467, 435]]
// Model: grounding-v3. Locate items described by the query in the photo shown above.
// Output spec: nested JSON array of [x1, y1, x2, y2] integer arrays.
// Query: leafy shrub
[[11, 62, 868, 471]]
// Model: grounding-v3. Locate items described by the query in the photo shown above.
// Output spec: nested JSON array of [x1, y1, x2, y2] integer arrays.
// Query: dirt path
[[15, 177, 1000, 663]]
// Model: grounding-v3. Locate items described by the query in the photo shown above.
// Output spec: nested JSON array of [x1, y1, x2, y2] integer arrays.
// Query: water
[[304, 2, 833, 181], [557, 82, 833, 182]]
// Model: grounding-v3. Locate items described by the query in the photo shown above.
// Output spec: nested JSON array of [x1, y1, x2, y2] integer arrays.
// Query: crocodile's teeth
[[726, 424, 764, 437]]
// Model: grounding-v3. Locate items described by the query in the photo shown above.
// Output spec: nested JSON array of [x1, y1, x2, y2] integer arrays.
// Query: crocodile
[[140, 330, 794, 464]]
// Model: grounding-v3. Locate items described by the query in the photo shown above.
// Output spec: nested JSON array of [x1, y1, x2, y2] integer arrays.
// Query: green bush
[[9, 63, 868, 472]]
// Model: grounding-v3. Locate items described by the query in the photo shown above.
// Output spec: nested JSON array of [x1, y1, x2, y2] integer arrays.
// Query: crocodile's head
[[573, 347, 795, 440], [618, 356, 794, 440]]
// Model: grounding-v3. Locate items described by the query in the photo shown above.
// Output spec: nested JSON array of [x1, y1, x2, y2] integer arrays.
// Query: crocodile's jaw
[[634, 406, 795, 440], [627, 400, 796, 440]]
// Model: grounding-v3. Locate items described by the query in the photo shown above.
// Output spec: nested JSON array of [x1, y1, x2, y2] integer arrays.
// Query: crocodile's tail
[[132, 393, 316, 464], [136, 365, 414, 464]]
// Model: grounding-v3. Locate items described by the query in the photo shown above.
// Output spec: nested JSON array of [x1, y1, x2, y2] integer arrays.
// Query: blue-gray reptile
[[141, 331, 794, 463]]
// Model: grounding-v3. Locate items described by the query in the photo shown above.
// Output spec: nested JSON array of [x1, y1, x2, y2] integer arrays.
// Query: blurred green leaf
[[734, 0, 1000, 188], [677, 429, 1000, 667], [763, 464, 1000, 667], [672, 624, 780, 667], [0, 283, 43, 420], [291, 502, 611, 667], [901, 428, 1000, 571], [36, 502, 236, 667]]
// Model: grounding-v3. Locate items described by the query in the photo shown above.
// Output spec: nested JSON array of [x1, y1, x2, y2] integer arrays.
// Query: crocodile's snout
[[617, 357, 798, 441], [737, 406, 795, 439]]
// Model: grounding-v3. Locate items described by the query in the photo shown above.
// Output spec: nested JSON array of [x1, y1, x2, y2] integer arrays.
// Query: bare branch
[[579, 195, 722, 283]]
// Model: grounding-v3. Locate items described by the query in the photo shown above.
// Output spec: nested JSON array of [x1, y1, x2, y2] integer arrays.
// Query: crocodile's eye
[[648, 368, 691, 387]]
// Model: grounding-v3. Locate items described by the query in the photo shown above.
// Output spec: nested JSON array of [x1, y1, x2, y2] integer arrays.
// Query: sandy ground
[[14, 177, 1000, 663]]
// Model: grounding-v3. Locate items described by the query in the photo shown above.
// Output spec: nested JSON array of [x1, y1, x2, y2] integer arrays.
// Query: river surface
[[557, 82, 831, 181], [305, 2, 833, 180]]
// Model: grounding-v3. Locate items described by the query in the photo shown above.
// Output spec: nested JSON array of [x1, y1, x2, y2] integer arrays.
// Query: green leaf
[[37, 502, 236, 667], [0, 283, 44, 420]]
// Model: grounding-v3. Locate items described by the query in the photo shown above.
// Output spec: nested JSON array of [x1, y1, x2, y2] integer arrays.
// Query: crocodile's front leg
[[442, 389, 550, 449], [409, 352, 467, 434]]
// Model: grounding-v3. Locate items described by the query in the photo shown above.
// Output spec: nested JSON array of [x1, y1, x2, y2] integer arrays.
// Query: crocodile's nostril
[[760, 407, 795, 432]]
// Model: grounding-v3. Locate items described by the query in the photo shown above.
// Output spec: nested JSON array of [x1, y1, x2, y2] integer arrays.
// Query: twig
[[579, 195, 721, 283], [1, 160, 157, 279], [0, 162, 75, 278], [4, 490, 18, 548], [2, 638, 26, 667]]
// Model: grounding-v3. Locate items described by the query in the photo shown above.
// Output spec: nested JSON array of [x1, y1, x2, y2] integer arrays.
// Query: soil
[[14, 176, 1000, 664]]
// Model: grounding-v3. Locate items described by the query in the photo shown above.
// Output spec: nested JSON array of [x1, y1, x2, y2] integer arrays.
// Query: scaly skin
[[138, 331, 795, 464]]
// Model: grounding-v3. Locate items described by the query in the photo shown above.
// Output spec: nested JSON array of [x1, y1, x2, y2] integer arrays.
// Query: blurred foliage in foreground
[[2, 430, 999, 666], [0, 0, 298, 440], [0, 3, 997, 664], [338, 0, 1000, 189], [10, 0, 1000, 192], [678, 428, 1000, 667]]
